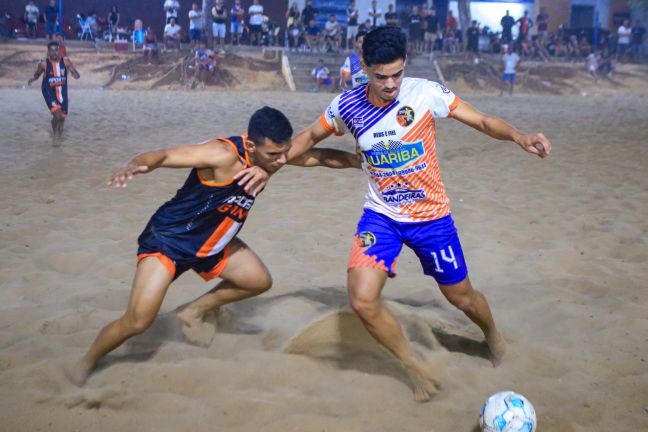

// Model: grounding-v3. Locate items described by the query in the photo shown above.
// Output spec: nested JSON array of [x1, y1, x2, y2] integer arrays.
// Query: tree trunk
[[457, 0, 471, 50], [202, 0, 212, 45]]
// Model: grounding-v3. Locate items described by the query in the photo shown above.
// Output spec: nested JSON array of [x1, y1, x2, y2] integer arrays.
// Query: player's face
[[48, 46, 61, 61], [251, 138, 292, 173], [366, 58, 405, 102], [355, 35, 364, 52]]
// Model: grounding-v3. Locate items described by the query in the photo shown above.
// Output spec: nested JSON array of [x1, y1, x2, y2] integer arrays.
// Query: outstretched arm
[[64, 58, 81, 79], [451, 100, 551, 158], [27, 61, 44, 85], [289, 148, 361, 168], [107, 139, 237, 188]]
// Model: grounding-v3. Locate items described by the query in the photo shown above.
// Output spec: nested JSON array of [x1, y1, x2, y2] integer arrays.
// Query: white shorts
[[347, 25, 358, 40], [213, 23, 226, 38]]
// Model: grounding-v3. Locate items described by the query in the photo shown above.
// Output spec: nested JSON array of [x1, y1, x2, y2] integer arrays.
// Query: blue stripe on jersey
[[339, 84, 399, 139], [349, 53, 363, 75]]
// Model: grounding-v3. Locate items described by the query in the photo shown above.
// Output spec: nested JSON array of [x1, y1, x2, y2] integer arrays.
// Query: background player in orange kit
[[240, 27, 552, 403], [65, 107, 361, 386]]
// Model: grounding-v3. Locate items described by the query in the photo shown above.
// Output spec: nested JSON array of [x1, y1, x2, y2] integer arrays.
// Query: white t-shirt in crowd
[[188, 9, 203, 30], [164, 23, 182, 37], [325, 20, 339, 36], [164, 0, 180, 20], [248, 4, 264, 25], [617, 25, 631, 45], [25, 4, 39, 23], [503, 52, 520, 74], [368, 8, 383, 26]]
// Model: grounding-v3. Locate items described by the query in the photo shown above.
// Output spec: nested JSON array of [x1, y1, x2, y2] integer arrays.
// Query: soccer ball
[[479, 391, 537, 432]]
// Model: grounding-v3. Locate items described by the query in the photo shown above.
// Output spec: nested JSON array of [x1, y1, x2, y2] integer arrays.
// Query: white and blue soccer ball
[[479, 391, 537, 432]]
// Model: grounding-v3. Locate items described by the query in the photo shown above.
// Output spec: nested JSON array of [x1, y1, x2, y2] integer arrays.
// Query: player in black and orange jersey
[[65, 107, 361, 386], [27, 41, 80, 143]]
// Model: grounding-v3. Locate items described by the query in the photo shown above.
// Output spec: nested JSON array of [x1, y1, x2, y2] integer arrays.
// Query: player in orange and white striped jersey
[[245, 26, 553, 403]]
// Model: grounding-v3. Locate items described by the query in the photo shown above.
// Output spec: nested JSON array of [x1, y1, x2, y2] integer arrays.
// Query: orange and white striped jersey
[[320, 77, 459, 222]]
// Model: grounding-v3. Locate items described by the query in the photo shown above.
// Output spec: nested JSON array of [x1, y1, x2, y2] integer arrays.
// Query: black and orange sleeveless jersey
[[41, 58, 68, 114], [137, 136, 254, 261]]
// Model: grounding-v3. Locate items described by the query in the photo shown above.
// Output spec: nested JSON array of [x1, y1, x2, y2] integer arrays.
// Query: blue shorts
[[348, 209, 468, 285], [190, 29, 202, 41], [502, 73, 516, 82]]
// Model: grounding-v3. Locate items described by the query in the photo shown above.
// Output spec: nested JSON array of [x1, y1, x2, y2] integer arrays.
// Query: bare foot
[[487, 330, 507, 367], [63, 360, 92, 387], [176, 306, 217, 347], [402, 358, 441, 403]]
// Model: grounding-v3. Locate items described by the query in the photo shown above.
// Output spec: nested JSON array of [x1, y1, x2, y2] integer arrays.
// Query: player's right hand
[[107, 164, 150, 188]]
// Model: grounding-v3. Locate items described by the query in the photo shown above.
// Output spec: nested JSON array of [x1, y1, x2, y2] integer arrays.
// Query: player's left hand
[[233, 166, 270, 197], [516, 132, 551, 158]]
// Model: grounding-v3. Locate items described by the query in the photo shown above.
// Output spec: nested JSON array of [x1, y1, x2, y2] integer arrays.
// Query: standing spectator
[[248, 0, 264, 46], [500, 45, 520, 96], [465, 20, 480, 61], [108, 6, 120, 42], [368, 0, 382, 29], [631, 20, 645, 62], [212, 0, 227, 53], [323, 14, 341, 53], [311, 58, 333, 92], [24, 1, 39, 39], [617, 19, 632, 62], [443, 10, 458, 53], [304, 18, 320, 51], [586, 51, 599, 82], [384, 3, 399, 27], [346, 1, 359, 51], [424, 7, 438, 53], [230, 0, 244, 46], [500, 10, 514, 44], [164, 0, 180, 24], [188, 2, 203, 49], [302, 0, 319, 30], [536, 7, 549, 39], [164, 16, 182, 50], [86, 12, 99, 38], [516, 10, 532, 47], [44, 0, 59, 41], [407, 6, 423, 54]]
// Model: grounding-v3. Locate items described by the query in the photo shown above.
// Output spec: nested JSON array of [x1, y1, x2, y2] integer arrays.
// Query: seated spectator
[[579, 37, 592, 57], [311, 59, 333, 92], [193, 40, 216, 87], [304, 18, 320, 51], [322, 14, 341, 53], [599, 48, 615, 77], [143, 26, 159, 63], [567, 34, 580, 61], [358, 19, 372, 34], [287, 22, 302, 51], [164, 17, 182, 51]]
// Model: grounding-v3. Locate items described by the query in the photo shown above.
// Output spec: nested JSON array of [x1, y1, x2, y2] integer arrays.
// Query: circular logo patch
[[396, 106, 415, 127], [358, 231, 377, 248]]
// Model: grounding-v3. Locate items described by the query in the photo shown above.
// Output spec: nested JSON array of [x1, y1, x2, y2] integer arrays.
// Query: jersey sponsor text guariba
[[320, 78, 459, 222]]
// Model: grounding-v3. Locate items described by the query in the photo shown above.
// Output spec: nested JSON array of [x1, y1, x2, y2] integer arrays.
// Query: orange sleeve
[[319, 113, 336, 133]]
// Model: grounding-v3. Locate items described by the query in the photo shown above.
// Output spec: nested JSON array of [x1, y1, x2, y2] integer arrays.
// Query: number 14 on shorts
[[430, 245, 458, 273]]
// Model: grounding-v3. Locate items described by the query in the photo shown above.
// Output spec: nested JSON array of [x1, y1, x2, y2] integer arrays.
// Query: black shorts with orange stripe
[[137, 227, 231, 282]]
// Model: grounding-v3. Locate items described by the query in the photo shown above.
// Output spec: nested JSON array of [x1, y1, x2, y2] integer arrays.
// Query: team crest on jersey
[[396, 106, 415, 127], [357, 231, 376, 248], [363, 139, 424, 170], [327, 106, 335, 119], [352, 117, 364, 127], [439, 85, 451, 94]]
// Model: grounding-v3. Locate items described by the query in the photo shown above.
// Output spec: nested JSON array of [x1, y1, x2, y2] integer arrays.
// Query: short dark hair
[[362, 26, 407, 67], [356, 30, 367, 41], [248, 106, 293, 146], [47, 41, 60, 50]]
